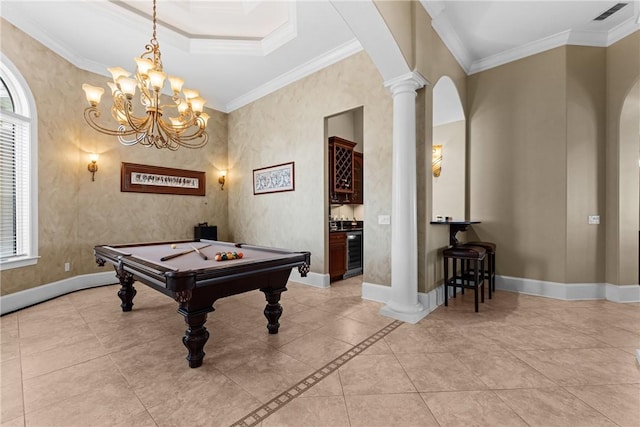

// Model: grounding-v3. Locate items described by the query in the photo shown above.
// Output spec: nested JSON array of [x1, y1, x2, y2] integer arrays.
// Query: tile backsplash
[[330, 204, 364, 221]]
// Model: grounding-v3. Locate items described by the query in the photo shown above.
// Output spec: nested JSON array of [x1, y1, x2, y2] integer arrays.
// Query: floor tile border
[[230, 319, 404, 427]]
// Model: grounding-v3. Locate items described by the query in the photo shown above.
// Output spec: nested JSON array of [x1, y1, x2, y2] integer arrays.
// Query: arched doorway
[[431, 76, 466, 221], [618, 80, 640, 285]]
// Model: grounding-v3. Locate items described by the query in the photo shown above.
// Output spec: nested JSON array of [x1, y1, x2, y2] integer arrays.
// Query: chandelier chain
[[152, 0, 157, 43]]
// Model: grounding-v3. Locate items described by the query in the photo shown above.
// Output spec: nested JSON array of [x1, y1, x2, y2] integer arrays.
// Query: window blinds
[[0, 110, 30, 260]]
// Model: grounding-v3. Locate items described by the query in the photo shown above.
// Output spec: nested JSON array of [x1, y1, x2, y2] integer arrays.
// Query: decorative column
[[380, 71, 429, 323]]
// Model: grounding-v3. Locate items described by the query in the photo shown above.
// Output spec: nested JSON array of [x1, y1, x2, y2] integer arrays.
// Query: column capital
[[384, 71, 429, 95]]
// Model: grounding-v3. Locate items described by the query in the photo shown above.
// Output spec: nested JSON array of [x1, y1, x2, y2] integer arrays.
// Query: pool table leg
[[115, 266, 136, 312], [179, 307, 212, 368], [261, 286, 286, 334]]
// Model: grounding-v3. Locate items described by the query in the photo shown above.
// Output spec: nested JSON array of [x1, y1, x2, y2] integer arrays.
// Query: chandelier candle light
[[82, 0, 209, 150]]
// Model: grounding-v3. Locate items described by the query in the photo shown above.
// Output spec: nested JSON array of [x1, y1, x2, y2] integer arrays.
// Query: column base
[[379, 301, 429, 324]]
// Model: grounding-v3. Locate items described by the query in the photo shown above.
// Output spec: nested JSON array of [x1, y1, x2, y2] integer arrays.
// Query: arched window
[[0, 55, 38, 270]]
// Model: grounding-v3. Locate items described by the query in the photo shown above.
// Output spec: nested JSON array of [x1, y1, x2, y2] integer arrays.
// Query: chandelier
[[82, 0, 209, 150]]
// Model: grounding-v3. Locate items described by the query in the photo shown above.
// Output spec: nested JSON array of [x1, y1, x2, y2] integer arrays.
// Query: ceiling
[[2, 1, 639, 114], [423, 0, 640, 74]]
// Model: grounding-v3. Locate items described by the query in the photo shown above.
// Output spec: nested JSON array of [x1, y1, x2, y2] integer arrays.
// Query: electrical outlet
[[64, 262, 70, 272], [378, 215, 390, 225], [588, 215, 600, 225]]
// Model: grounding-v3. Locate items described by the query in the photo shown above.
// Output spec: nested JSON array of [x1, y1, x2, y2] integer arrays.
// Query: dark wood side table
[[430, 220, 481, 246]]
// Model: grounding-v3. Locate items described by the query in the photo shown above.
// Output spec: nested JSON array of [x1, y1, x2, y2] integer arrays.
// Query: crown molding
[[469, 24, 640, 75], [260, 2, 298, 56], [3, 1, 297, 60], [419, 0, 472, 74], [1, 8, 157, 109], [420, 0, 640, 76], [468, 30, 571, 75], [224, 38, 363, 113], [185, 2, 298, 56], [565, 16, 640, 48], [106, 1, 298, 56], [606, 18, 640, 46], [567, 30, 609, 47], [1, 4, 104, 77]]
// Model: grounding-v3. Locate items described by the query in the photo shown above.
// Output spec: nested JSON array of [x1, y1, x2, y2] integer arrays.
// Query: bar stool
[[463, 241, 496, 298], [443, 245, 486, 312]]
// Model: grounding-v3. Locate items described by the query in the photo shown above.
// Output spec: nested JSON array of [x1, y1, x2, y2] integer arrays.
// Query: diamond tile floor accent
[[1, 276, 639, 426], [230, 320, 403, 426]]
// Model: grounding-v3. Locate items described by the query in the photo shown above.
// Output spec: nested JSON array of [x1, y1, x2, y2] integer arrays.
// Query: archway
[[431, 76, 466, 220], [618, 79, 640, 285]]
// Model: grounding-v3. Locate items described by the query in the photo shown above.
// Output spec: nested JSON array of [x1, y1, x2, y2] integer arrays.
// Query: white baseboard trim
[[4, 272, 637, 316], [362, 281, 442, 324], [362, 276, 640, 324], [605, 283, 640, 303], [0, 271, 117, 315], [0, 269, 328, 316], [288, 270, 329, 289], [497, 275, 640, 303], [361, 281, 391, 303], [378, 303, 429, 324]]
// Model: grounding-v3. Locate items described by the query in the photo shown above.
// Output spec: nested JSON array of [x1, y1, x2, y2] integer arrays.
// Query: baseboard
[[4, 271, 637, 316], [362, 281, 442, 324], [363, 281, 466, 310], [605, 283, 640, 303], [0, 269, 327, 315], [362, 277, 640, 323], [288, 270, 330, 289], [496, 275, 640, 303], [0, 271, 117, 315], [361, 281, 391, 303]]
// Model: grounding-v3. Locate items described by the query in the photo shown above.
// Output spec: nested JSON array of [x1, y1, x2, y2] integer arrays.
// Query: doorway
[[618, 80, 640, 284], [325, 107, 365, 283]]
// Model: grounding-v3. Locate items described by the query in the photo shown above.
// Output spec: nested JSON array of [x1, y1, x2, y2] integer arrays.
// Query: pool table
[[94, 240, 311, 368]]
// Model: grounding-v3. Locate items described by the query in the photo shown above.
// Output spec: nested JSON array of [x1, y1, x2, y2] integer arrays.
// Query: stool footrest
[[448, 274, 483, 287]]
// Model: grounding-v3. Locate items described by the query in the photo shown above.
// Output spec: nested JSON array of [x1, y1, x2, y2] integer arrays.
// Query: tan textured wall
[[467, 47, 568, 283], [617, 82, 639, 285], [605, 31, 640, 286], [227, 52, 393, 284], [566, 46, 606, 283], [373, 0, 415, 69], [0, 19, 229, 296], [432, 120, 465, 221]]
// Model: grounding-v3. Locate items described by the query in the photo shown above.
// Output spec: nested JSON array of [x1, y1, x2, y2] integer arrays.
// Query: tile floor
[[1, 276, 639, 427]]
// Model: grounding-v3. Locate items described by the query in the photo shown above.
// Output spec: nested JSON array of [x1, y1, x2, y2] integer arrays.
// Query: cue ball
[[171, 244, 177, 249]]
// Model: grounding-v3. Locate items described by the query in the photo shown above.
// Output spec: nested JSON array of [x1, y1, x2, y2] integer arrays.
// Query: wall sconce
[[218, 170, 226, 190], [432, 145, 442, 177], [88, 154, 99, 181]]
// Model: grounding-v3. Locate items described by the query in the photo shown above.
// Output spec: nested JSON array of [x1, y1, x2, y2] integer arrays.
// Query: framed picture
[[121, 162, 206, 196], [253, 162, 295, 195]]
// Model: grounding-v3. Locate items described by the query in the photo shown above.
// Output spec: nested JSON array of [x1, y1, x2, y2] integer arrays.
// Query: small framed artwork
[[253, 162, 295, 195], [121, 162, 206, 196]]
